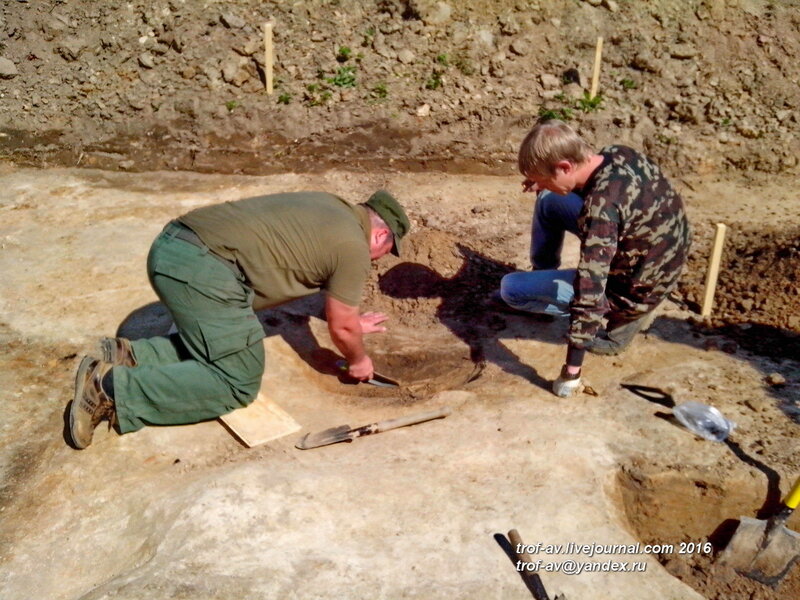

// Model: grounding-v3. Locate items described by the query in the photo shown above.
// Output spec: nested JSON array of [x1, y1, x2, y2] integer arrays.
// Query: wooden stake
[[701, 223, 727, 317], [590, 36, 604, 99], [263, 22, 273, 94]]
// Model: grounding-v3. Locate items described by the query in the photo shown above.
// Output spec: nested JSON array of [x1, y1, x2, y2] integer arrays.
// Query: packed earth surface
[[1, 1, 799, 600]]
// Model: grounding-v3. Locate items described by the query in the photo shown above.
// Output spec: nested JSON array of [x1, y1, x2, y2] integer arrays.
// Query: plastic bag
[[672, 401, 736, 442]]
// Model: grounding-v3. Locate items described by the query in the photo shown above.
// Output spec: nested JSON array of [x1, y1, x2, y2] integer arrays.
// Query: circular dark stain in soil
[[259, 228, 513, 401], [287, 326, 483, 403]]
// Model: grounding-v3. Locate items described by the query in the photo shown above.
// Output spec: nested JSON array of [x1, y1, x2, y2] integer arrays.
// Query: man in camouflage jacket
[[496, 119, 691, 397]]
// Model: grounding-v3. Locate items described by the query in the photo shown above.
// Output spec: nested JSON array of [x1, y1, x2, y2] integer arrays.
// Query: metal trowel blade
[[367, 371, 399, 387]]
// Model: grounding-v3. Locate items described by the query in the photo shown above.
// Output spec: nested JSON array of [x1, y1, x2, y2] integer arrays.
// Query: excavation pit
[[617, 461, 800, 599], [265, 311, 483, 400], [263, 229, 510, 399]]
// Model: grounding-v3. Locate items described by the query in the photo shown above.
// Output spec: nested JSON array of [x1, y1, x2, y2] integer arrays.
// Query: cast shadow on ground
[[706, 439, 784, 549], [625, 315, 800, 424], [620, 384, 675, 409], [493, 532, 552, 600], [258, 294, 352, 382], [379, 244, 567, 392]]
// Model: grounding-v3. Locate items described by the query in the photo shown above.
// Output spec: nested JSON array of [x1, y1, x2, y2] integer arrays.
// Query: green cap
[[365, 189, 410, 256]]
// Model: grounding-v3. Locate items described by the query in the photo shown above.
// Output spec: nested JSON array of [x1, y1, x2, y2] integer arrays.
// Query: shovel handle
[[509, 529, 536, 564], [371, 407, 452, 433], [508, 529, 552, 600]]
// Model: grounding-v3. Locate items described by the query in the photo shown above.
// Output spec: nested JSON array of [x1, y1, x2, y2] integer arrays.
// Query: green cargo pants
[[113, 223, 266, 434]]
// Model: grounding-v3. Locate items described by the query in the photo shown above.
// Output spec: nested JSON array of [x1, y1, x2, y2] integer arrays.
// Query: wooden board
[[219, 392, 301, 447]]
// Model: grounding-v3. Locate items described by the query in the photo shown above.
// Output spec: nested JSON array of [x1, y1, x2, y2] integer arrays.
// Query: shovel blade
[[295, 425, 353, 450], [721, 516, 800, 586]]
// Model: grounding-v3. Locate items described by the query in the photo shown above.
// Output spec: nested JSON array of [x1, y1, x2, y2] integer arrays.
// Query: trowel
[[335, 359, 400, 388], [719, 476, 800, 585], [295, 407, 451, 450]]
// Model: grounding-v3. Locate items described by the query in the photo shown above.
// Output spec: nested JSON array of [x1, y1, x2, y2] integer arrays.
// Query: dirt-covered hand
[[552, 365, 584, 398], [359, 311, 388, 334]]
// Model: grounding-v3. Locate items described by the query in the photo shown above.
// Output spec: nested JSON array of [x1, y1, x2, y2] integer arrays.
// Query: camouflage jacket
[[568, 145, 692, 348]]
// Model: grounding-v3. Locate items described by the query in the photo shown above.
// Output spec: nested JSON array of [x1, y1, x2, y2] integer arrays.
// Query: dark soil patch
[[677, 225, 800, 359]]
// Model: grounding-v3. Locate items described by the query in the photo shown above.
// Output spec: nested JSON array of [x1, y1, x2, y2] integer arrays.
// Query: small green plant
[[277, 93, 292, 105], [425, 70, 443, 90], [538, 106, 573, 121], [453, 54, 474, 76], [371, 82, 388, 99], [304, 84, 332, 106], [336, 46, 352, 63], [305, 88, 332, 106], [436, 53, 449, 66], [554, 92, 568, 103], [656, 133, 675, 145], [362, 27, 375, 46], [327, 66, 357, 88], [576, 92, 604, 113], [721, 117, 732, 127], [225, 100, 239, 112], [621, 78, 637, 90]]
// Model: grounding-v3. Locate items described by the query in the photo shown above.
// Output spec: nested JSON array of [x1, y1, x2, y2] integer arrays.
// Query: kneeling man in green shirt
[[70, 190, 410, 449]]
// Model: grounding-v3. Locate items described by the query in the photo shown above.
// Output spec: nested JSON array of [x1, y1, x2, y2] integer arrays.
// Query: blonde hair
[[518, 119, 593, 176]]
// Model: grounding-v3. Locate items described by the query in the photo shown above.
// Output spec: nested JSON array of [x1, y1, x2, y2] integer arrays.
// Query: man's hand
[[359, 311, 388, 334], [552, 365, 584, 398], [346, 355, 375, 380]]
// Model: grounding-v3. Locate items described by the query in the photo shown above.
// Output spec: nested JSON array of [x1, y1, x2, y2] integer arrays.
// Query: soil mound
[[677, 224, 800, 358], [2, 0, 799, 177]]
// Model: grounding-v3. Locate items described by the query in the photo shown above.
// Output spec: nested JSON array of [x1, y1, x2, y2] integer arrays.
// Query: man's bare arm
[[325, 295, 373, 380]]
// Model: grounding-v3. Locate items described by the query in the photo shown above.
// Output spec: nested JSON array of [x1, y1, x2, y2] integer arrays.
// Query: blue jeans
[[500, 191, 584, 316]]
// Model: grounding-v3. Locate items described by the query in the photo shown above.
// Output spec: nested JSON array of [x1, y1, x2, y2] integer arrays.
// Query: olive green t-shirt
[[179, 192, 370, 309]]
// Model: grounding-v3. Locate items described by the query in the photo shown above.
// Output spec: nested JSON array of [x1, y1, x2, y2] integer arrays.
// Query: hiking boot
[[70, 356, 116, 449], [100, 337, 137, 367], [587, 310, 657, 356]]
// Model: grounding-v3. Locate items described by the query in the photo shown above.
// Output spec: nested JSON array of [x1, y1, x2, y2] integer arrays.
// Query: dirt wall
[[1, 0, 799, 176]]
